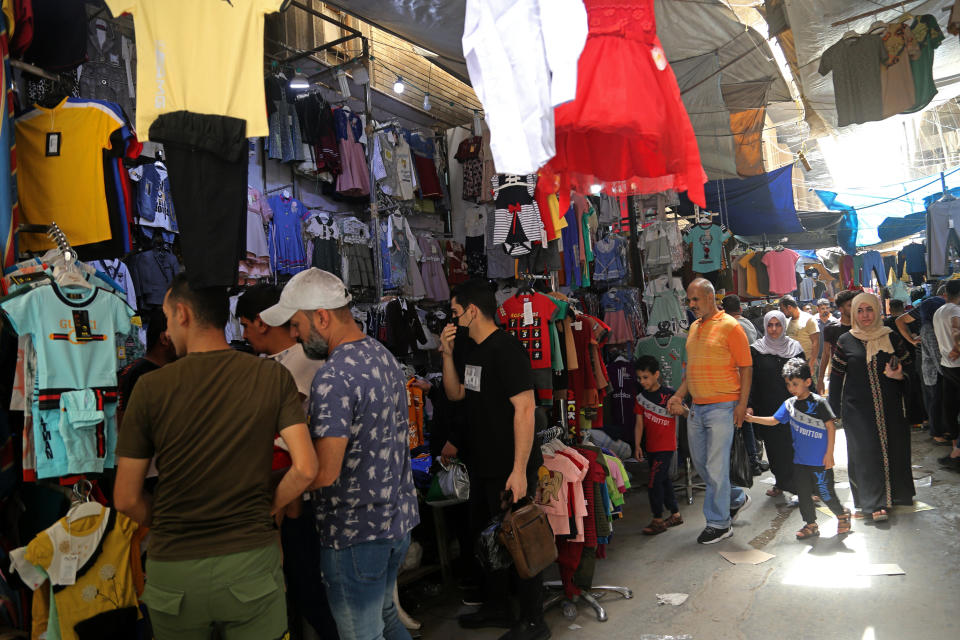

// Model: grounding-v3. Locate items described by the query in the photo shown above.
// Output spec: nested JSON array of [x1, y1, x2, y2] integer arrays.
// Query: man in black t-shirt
[[440, 280, 546, 640], [817, 289, 857, 400]]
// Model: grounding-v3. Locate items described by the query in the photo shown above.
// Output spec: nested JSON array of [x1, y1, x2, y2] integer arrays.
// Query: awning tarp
[[680, 164, 803, 236]]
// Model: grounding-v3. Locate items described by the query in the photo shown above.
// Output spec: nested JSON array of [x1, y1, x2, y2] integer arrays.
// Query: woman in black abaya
[[831, 292, 915, 520], [747, 310, 804, 497]]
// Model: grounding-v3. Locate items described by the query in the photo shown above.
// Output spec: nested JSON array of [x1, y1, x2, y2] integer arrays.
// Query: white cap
[[260, 268, 353, 326]]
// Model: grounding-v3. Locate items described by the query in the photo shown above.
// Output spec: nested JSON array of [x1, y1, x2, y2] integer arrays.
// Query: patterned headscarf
[[849, 292, 894, 362]]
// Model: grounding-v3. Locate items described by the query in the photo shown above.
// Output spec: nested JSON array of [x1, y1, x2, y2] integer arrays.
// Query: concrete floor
[[405, 430, 960, 640]]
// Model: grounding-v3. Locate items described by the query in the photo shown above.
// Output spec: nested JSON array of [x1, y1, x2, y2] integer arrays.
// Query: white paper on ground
[[856, 564, 905, 576], [914, 475, 932, 487], [656, 593, 689, 606], [719, 549, 775, 565], [568, 624, 583, 630]]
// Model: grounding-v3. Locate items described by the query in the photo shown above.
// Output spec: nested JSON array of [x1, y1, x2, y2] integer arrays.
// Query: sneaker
[[497, 620, 551, 640], [697, 526, 733, 544], [459, 606, 514, 630], [730, 494, 752, 521]]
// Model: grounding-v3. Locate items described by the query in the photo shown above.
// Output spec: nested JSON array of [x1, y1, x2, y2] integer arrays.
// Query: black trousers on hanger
[[149, 111, 247, 288]]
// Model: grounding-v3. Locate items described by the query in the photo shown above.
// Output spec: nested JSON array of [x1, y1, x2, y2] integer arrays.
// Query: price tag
[[522, 301, 534, 326], [58, 554, 79, 585]]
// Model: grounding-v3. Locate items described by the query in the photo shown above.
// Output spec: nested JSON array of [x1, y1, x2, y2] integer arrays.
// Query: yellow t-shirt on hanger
[[105, 0, 285, 139], [15, 99, 127, 252]]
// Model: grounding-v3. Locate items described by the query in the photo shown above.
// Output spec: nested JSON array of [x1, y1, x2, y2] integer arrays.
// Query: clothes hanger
[[842, 28, 860, 39], [66, 480, 104, 523]]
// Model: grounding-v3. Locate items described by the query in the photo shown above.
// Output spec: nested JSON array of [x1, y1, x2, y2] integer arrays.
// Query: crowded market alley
[[0, 2, 959, 640]]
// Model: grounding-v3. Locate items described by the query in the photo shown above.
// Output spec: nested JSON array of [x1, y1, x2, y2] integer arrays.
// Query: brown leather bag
[[497, 497, 557, 579]]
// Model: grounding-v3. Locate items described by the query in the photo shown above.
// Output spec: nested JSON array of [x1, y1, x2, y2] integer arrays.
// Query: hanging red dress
[[547, 0, 707, 206]]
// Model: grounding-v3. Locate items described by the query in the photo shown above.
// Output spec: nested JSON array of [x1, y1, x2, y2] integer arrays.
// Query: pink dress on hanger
[[334, 108, 371, 197]]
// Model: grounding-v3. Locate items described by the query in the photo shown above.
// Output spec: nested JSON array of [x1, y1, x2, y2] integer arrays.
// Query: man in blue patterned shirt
[[263, 268, 419, 640]]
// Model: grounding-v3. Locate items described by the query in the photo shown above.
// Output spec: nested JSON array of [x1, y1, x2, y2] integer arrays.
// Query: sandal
[[796, 522, 820, 539], [642, 519, 668, 535], [766, 487, 783, 497], [836, 509, 852, 535], [871, 509, 889, 521], [664, 513, 684, 527]]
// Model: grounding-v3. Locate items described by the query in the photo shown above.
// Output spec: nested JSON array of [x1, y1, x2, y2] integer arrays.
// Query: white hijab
[[751, 310, 804, 359]]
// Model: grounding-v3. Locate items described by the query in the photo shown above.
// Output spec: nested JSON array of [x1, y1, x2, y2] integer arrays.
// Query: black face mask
[[455, 325, 470, 341]]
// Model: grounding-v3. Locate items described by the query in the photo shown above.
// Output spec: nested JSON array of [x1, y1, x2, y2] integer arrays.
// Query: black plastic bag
[[730, 427, 754, 488], [475, 517, 513, 573]]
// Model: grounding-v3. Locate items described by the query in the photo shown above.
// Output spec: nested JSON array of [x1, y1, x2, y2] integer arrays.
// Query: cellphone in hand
[[888, 355, 900, 370]]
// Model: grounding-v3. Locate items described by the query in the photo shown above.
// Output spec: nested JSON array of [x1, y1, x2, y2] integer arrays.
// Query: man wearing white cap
[[261, 268, 419, 640]]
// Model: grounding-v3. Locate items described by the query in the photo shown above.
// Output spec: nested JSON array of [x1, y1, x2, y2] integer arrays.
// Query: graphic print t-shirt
[[1, 284, 133, 392], [497, 293, 559, 369], [308, 337, 419, 549], [685, 223, 730, 273], [633, 386, 678, 452], [773, 393, 836, 466]]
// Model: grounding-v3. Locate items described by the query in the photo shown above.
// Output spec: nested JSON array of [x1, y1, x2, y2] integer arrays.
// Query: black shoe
[[730, 494, 752, 521], [461, 586, 484, 606], [697, 526, 733, 544], [497, 620, 551, 640], [937, 454, 960, 470], [459, 606, 514, 630]]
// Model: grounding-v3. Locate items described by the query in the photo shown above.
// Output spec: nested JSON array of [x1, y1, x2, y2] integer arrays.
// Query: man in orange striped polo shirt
[[668, 278, 753, 544]]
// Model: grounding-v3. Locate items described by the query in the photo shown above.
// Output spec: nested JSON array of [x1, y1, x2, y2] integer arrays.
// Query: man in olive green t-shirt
[[114, 274, 318, 640]]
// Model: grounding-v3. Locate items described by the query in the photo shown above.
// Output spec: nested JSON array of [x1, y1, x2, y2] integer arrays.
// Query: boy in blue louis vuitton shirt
[[746, 358, 852, 540]]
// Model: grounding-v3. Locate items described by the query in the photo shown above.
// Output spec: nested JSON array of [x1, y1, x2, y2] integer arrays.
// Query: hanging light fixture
[[288, 69, 309, 90], [422, 93, 432, 111], [393, 76, 405, 94], [335, 69, 350, 98]]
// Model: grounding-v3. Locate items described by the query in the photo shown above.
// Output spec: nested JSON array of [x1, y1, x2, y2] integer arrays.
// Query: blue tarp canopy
[[815, 168, 960, 246], [679, 164, 803, 236]]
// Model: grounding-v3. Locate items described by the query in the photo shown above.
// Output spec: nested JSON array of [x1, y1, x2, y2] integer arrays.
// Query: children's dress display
[[418, 235, 449, 301], [546, 0, 706, 206], [306, 212, 341, 276], [334, 108, 370, 197], [241, 187, 272, 278], [267, 194, 310, 276]]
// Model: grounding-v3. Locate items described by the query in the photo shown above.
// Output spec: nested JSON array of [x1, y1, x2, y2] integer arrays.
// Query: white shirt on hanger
[[462, 0, 588, 174]]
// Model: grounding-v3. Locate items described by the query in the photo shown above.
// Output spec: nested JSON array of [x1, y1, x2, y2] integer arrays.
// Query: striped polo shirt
[[685, 310, 752, 404]]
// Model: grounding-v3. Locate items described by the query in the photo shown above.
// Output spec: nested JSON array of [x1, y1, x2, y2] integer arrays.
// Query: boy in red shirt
[[635, 356, 684, 535]]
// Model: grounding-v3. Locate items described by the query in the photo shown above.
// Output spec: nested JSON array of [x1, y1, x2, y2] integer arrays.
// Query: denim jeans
[[319, 533, 412, 640], [687, 400, 746, 529]]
